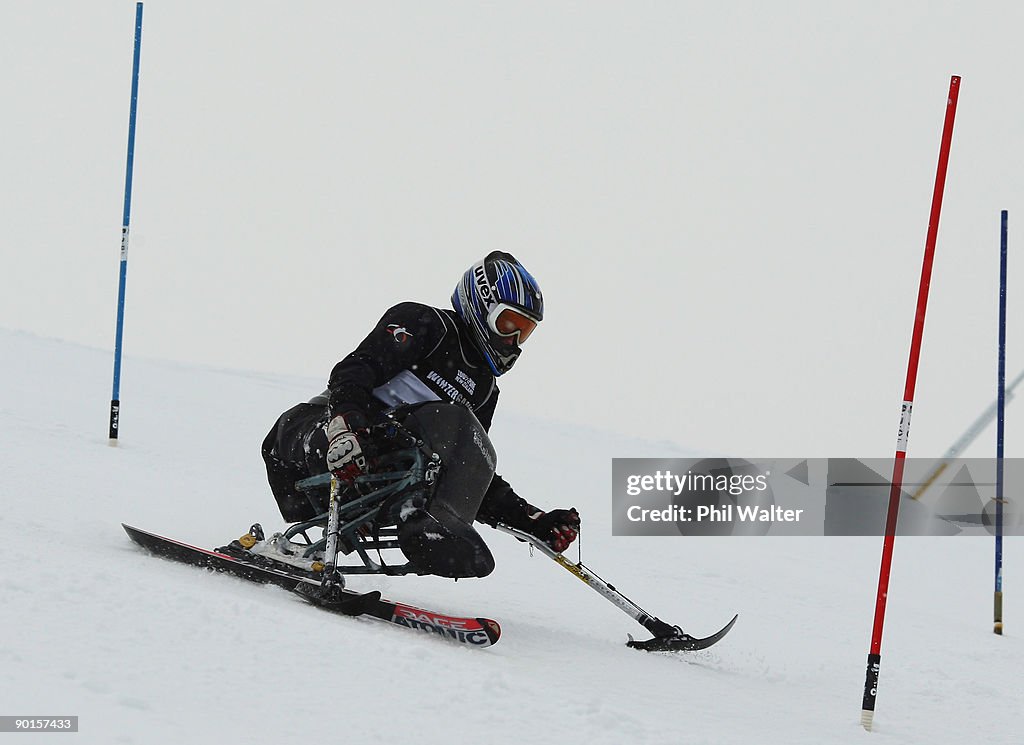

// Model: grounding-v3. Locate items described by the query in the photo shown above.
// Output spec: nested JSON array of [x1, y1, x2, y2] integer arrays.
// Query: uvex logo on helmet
[[473, 265, 493, 303]]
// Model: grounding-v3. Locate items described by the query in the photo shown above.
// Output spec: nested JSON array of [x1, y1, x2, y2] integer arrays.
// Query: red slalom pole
[[861, 75, 961, 732]]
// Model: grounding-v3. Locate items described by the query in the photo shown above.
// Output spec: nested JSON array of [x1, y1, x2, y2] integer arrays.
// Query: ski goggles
[[486, 304, 540, 344]]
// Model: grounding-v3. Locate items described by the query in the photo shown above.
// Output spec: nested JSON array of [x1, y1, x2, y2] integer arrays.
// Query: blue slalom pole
[[110, 2, 144, 442], [995, 210, 1007, 634]]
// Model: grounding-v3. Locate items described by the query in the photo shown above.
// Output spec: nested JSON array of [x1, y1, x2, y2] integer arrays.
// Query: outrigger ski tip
[[626, 614, 739, 653]]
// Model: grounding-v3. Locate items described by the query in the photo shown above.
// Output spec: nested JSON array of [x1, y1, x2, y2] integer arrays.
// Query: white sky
[[2, 1, 1023, 458]]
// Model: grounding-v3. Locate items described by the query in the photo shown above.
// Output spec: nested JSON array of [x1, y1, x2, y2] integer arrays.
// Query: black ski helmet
[[451, 251, 544, 376]]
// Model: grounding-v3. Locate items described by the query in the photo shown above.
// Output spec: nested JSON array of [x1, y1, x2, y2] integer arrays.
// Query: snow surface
[[2, 328, 1022, 744]]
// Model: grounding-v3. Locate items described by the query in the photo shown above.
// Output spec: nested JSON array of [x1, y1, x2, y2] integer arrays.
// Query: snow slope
[[2, 329, 1022, 744]]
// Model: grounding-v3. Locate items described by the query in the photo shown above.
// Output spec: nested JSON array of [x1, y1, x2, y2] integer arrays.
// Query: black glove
[[527, 508, 580, 553]]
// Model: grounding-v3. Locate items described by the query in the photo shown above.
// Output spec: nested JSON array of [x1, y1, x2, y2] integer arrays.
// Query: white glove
[[326, 414, 367, 482]]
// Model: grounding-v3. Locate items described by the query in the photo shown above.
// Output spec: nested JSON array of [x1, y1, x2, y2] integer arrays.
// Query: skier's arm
[[477, 474, 580, 553], [476, 474, 532, 527], [327, 302, 445, 422]]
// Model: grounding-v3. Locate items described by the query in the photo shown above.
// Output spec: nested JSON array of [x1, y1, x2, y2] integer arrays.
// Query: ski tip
[[122, 523, 153, 542], [627, 613, 738, 653]]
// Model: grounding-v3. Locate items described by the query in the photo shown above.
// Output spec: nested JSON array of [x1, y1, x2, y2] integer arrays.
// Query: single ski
[[122, 524, 500, 648]]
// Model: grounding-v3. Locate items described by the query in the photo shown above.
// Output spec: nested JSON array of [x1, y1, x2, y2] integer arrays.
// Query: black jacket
[[327, 302, 534, 527], [327, 302, 499, 428]]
